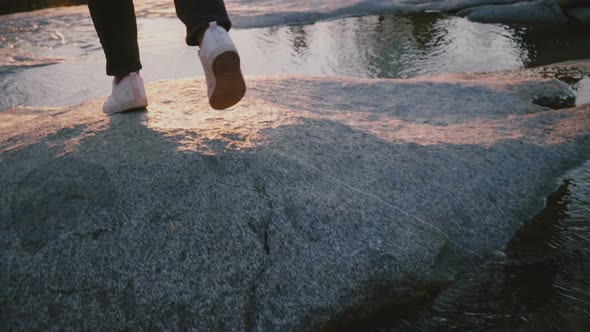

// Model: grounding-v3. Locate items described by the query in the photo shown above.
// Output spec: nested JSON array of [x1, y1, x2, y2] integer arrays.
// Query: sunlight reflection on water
[[3, 10, 590, 111]]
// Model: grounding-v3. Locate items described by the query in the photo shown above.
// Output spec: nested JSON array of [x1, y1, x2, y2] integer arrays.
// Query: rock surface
[[402, 0, 589, 24], [1, 63, 590, 330], [564, 7, 590, 23], [3, 1, 589, 26], [456, 0, 568, 23]]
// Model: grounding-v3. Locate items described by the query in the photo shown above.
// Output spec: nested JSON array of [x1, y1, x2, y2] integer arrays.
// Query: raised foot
[[210, 51, 246, 110]]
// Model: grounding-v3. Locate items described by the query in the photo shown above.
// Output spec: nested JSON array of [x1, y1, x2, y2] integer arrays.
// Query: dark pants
[[88, 0, 232, 76]]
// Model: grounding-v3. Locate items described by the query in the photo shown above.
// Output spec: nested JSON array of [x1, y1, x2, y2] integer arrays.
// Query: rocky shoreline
[[1, 0, 589, 25], [1, 61, 589, 330]]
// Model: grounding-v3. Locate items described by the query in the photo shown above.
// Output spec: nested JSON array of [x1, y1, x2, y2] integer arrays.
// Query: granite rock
[[1, 63, 590, 330]]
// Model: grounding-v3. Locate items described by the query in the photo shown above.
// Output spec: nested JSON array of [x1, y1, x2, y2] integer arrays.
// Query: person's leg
[[87, 0, 147, 115], [174, 0, 245, 110], [88, 0, 142, 79], [173, 0, 232, 46]]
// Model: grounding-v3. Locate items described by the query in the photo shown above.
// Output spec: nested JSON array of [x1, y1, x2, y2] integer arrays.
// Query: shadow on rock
[[1, 71, 589, 330]]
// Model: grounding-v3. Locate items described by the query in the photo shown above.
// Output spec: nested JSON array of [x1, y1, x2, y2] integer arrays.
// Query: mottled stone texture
[[1, 64, 589, 330]]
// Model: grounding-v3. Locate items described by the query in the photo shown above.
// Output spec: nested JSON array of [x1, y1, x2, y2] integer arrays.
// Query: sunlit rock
[[1, 62, 589, 330]]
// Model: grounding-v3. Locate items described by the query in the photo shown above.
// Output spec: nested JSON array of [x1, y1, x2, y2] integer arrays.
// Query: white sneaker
[[199, 21, 246, 110], [103, 72, 148, 115]]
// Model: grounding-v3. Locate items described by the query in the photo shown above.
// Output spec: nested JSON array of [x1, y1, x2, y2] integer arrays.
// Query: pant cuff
[[185, 16, 232, 46], [106, 62, 143, 76]]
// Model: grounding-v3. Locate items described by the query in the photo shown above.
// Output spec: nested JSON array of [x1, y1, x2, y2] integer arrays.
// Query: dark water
[[397, 162, 590, 331], [321, 161, 590, 332], [1, 6, 590, 330]]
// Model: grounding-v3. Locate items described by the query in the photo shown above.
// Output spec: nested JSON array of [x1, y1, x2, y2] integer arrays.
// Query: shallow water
[[320, 160, 590, 332], [1, 2, 590, 330], [2, 8, 590, 111], [390, 161, 590, 331]]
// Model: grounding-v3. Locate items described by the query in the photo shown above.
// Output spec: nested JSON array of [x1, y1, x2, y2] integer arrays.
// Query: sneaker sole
[[210, 51, 246, 110], [103, 100, 148, 115]]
